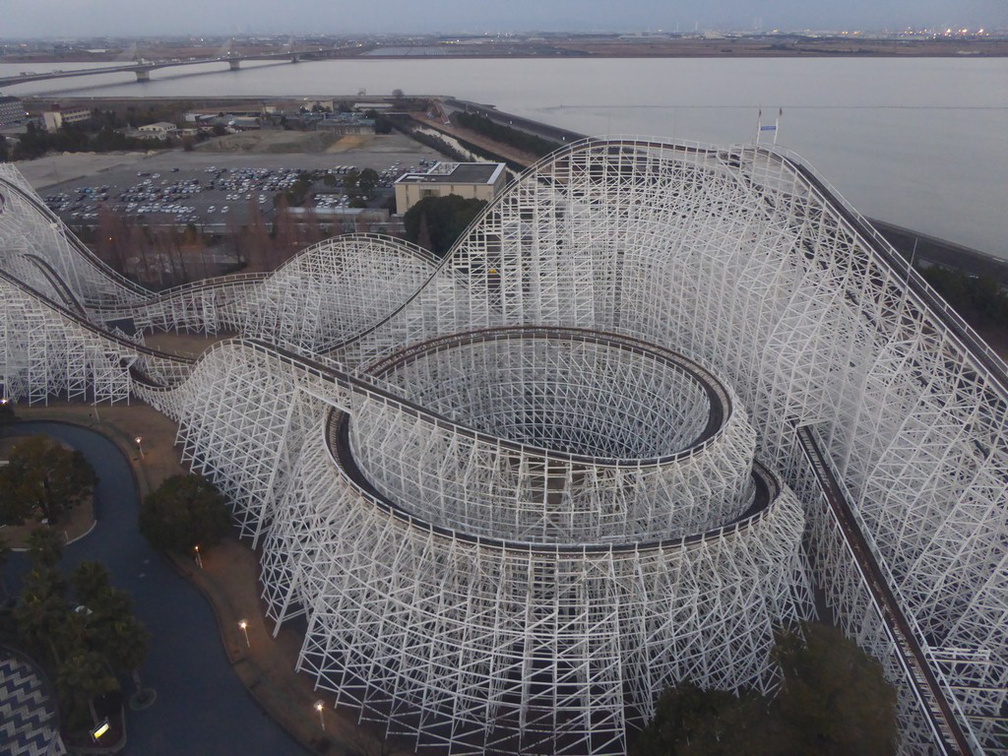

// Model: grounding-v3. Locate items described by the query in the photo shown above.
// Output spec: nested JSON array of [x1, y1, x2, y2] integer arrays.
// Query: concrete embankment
[[443, 98, 586, 146], [871, 219, 1008, 288]]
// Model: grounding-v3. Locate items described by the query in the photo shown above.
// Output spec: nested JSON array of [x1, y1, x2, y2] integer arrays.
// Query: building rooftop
[[395, 162, 505, 186]]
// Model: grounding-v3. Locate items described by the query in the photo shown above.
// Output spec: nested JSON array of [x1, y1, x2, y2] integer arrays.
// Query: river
[[2, 56, 1006, 257]]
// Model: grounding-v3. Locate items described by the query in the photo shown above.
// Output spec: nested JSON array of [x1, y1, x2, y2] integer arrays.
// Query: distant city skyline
[[3, 0, 1006, 40]]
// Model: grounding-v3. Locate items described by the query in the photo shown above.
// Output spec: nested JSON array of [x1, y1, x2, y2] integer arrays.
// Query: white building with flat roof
[[137, 122, 178, 140], [394, 161, 507, 214], [41, 106, 90, 132]]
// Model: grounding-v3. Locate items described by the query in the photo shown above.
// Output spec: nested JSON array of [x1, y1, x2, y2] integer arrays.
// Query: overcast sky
[[3, 0, 1006, 39]]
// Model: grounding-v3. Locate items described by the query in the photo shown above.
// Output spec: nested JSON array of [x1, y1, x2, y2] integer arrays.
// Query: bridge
[[0, 48, 308, 88]]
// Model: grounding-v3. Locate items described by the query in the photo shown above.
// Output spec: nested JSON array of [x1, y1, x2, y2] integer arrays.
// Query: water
[[3, 56, 1006, 257]]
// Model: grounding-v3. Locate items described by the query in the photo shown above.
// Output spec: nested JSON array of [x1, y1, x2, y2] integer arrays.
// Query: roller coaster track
[[797, 425, 977, 755], [2, 138, 1005, 754]]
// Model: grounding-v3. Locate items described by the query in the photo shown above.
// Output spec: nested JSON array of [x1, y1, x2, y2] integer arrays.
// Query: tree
[[14, 564, 68, 661], [13, 547, 149, 734], [0, 435, 96, 525], [773, 622, 897, 755], [71, 562, 148, 677], [0, 398, 15, 425], [139, 474, 230, 553], [403, 194, 487, 257], [357, 168, 379, 199], [27, 525, 63, 569], [56, 647, 118, 731], [343, 169, 361, 196], [632, 623, 897, 756], [631, 682, 776, 756]]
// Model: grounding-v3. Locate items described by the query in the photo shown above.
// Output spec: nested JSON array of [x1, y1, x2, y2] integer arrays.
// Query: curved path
[[2, 422, 305, 756]]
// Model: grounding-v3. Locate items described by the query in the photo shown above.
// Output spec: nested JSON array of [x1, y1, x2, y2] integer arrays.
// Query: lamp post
[[90, 718, 110, 743], [193, 544, 203, 569], [314, 700, 325, 730], [239, 619, 250, 647], [134, 436, 145, 458]]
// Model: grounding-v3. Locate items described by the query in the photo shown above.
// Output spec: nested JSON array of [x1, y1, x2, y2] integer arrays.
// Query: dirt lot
[[13, 150, 163, 190], [143, 330, 231, 359], [205, 129, 338, 154]]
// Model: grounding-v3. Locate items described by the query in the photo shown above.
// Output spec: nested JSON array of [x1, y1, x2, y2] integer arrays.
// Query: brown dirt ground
[[204, 130, 339, 154], [142, 330, 231, 360], [325, 134, 370, 153], [975, 324, 1008, 362]]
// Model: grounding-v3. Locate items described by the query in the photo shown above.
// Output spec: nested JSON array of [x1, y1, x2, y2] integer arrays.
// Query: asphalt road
[[2, 422, 305, 755]]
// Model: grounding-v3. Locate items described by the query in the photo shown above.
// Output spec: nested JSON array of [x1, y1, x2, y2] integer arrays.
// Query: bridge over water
[[0, 49, 310, 88]]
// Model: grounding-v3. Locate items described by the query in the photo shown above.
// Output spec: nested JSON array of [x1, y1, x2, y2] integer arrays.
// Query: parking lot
[[31, 132, 447, 230]]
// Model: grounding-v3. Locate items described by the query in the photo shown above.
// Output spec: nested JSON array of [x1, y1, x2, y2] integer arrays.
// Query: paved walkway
[[2, 409, 402, 756], [0, 645, 63, 756]]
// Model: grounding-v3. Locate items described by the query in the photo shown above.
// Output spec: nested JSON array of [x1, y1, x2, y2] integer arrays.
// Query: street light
[[314, 700, 325, 730], [193, 544, 203, 569], [91, 719, 110, 742], [239, 619, 250, 647], [134, 436, 145, 458]]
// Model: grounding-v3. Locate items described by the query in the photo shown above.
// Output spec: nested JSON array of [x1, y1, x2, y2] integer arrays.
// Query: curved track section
[[2, 139, 1006, 753], [288, 418, 802, 755], [131, 333, 802, 755], [355, 327, 755, 544], [0, 269, 192, 404], [241, 234, 448, 354], [0, 165, 151, 308]]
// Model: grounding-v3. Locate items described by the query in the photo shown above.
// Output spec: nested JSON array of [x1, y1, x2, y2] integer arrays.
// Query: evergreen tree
[[139, 474, 230, 553], [0, 436, 96, 525], [403, 194, 487, 257]]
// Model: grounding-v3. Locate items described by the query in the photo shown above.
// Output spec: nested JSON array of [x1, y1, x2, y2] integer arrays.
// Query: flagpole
[[755, 108, 762, 146], [773, 107, 782, 146]]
